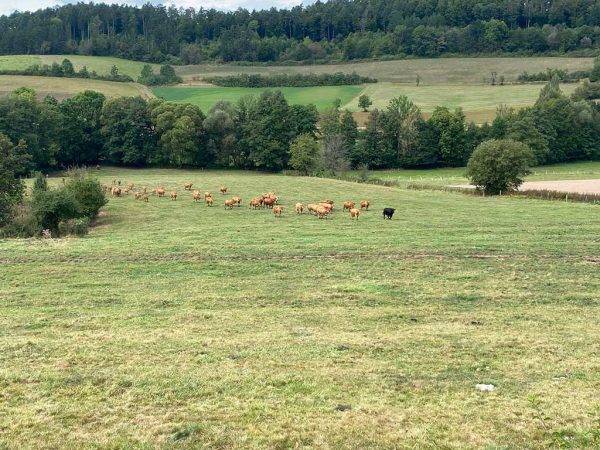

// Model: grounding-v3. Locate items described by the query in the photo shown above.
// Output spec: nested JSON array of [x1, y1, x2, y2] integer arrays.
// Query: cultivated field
[[1, 168, 599, 448], [153, 85, 363, 112], [176, 57, 595, 85], [0, 55, 158, 79], [0, 75, 153, 100]]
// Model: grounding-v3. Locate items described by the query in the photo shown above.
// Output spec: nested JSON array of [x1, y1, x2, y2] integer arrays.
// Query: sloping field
[[1, 169, 599, 448], [177, 57, 594, 85], [0, 75, 154, 100], [153, 85, 363, 112], [0, 55, 158, 79]]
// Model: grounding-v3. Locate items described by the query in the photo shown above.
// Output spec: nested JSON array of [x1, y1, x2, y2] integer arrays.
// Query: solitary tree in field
[[466, 139, 534, 195], [358, 94, 372, 112]]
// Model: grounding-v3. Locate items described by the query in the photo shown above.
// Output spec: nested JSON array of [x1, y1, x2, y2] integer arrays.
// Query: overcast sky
[[0, 1, 316, 16]]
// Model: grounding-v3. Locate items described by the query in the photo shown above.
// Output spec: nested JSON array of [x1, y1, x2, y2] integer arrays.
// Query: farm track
[[2, 252, 598, 265]]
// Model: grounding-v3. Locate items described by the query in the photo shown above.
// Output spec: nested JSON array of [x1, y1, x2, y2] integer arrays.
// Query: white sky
[[0, 0, 315, 16]]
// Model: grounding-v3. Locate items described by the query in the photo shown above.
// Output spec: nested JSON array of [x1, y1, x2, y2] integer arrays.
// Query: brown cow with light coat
[[273, 206, 283, 217], [170, 192, 177, 201], [350, 208, 360, 220], [184, 183, 193, 190], [224, 199, 234, 209], [343, 201, 355, 211], [193, 191, 201, 202], [360, 200, 370, 210], [295, 203, 304, 214]]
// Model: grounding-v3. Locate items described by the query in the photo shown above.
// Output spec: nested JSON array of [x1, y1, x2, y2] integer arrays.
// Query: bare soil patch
[[451, 179, 600, 195]]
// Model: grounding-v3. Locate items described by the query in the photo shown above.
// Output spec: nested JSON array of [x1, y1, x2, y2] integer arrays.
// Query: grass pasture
[[0, 75, 154, 100], [1, 168, 599, 448], [0, 55, 158, 79], [153, 85, 363, 112]]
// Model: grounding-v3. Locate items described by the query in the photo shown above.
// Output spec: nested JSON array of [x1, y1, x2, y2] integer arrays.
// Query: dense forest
[[1, 0, 599, 63]]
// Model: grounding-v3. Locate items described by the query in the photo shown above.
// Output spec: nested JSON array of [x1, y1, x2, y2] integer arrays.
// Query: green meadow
[[1, 167, 598, 448]]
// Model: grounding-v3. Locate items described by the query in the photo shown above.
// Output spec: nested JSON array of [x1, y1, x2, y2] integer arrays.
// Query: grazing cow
[[307, 204, 319, 215], [343, 201, 355, 211], [232, 196, 242, 206], [157, 188, 166, 197], [184, 183, 193, 190], [205, 196, 213, 206], [316, 206, 329, 219], [295, 203, 304, 214], [143, 194, 149, 202], [320, 202, 333, 213], [170, 192, 177, 201], [250, 198, 261, 209], [263, 197, 276, 209], [220, 186, 228, 195], [350, 208, 360, 220], [273, 206, 283, 217], [193, 191, 201, 202], [224, 199, 234, 209], [123, 188, 130, 195], [135, 191, 142, 200], [111, 187, 121, 197], [383, 208, 395, 219], [204, 191, 211, 199], [360, 200, 370, 210], [127, 182, 134, 191]]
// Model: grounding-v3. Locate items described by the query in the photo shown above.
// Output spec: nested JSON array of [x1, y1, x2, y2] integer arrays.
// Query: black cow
[[383, 208, 395, 219]]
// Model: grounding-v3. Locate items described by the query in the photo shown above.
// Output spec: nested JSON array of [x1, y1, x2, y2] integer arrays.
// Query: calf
[[250, 198, 261, 209], [232, 196, 242, 206], [316, 206, 329, 219], [383, 208, 395, 219]]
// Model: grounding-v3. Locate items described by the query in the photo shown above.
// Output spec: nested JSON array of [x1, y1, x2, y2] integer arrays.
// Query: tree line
[[0, 1, 599, 63], [204, 73, 377, 87], [0, 78, 598, 178], [0, 58, 181, 86]]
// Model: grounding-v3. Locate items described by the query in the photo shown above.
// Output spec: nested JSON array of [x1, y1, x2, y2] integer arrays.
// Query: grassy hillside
[[176, 57, 595, 85], [153, 85, 363, 112], [1, 169, 599, 448], [0, 75, 154, 100], [0, 55, 158, 79]]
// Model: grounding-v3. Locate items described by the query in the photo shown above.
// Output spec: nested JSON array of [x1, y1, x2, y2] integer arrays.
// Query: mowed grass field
[[0, 55, 158, 79], [153, 85, 363, 112], [176, 57, 595, 85], [1, 168, 599, 448], [0, 75, 154, 100], [365, 161, 600, 187]]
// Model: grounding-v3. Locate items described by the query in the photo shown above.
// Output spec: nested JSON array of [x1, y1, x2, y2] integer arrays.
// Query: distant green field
[[363, 161, 600, 187], [177, 57, 594, 85], [153, 85, 363, 112], [0, 55, 158, 79], [0, 75, 153, 100]]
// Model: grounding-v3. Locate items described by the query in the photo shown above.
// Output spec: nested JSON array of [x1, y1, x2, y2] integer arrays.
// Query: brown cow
[[231, 196, 242, 206], [273, 206, 283, 217], [220, 186, 228, 195], [320, 202, 333, 213], [205, 196, 213, 206], [307, 204, 319, 215], [250, 198, 261, 209], [263, 197, 276, 209], [360, 200, 370, 210], [157, 188, 166, 197], [170, 192, 177, 201], [135, 191, 142, 200], [224, 199, 234, 209], [316, 206, 329, 219], [295, 203, 304, 214], [143, 194, 149, 202], [184, 183, 193, 190], [204, 191, 212, 199], [111, 187, 121, 197], [127, 182, 134, 191], [350, 208, 360, 220], [343, 201, 355, 211], [193, 191, 201, 202]]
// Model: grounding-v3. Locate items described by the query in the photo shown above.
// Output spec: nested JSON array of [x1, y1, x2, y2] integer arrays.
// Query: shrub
[[32, 171, 48, 192], [64, 174, 107, 218], [466, 139, 534, 195], [31, 188, 82, 235], [0, 202, 41, 237], [58, 217, 90, 236]]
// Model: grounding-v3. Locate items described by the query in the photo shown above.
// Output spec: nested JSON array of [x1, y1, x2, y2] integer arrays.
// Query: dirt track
[[452, 179, 600, 195]]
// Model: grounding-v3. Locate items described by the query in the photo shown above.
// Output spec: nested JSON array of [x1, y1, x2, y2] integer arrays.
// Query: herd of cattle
[[103, 179, 396, 220]]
